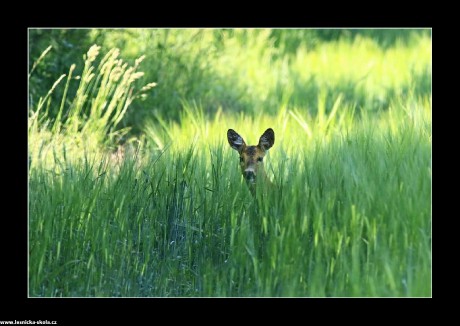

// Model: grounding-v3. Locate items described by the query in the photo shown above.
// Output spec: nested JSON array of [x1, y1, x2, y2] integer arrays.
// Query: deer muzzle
[[244, 170, 256, 183]]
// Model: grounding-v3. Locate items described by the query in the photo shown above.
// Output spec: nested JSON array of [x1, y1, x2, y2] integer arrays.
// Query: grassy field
[[28, 29, 431, 297]]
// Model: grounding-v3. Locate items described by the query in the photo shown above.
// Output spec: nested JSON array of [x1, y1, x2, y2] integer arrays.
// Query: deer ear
[[258, 128, 275, 151], [227, 129, 246, 152]]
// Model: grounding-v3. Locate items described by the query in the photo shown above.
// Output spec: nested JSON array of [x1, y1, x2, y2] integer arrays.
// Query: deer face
[[227, 128, 275, 184]]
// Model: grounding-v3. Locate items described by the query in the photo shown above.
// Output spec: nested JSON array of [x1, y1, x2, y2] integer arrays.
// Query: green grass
[[28, 31, 431, 297]]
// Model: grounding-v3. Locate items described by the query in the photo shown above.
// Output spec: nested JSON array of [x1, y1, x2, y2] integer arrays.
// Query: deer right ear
[[259, 128, 275, 151], [227, 129, 246, 152]]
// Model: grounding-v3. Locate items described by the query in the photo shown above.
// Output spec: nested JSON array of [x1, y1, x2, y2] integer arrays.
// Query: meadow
[[28, 29, 431, 297]]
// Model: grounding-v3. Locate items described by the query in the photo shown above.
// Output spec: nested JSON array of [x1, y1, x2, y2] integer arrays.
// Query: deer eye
[[257, 157, 263, 162], [239, 157, 244, 162]]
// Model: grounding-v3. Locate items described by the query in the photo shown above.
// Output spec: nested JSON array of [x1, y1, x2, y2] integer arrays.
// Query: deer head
[[227, 128, 275, 186]]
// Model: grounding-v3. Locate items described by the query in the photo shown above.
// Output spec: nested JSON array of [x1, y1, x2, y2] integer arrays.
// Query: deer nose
[[244, 170, 256, 182]]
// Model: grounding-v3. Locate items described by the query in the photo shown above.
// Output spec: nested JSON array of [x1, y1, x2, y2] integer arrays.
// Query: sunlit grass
[[66, 29, 432, 123], [209, 30, 431, 115], [29, 96, 431, 297], [29, 37, 431, 297]]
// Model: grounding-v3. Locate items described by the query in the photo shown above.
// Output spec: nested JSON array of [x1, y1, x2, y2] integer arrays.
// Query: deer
[[227, 128, 275, 194]]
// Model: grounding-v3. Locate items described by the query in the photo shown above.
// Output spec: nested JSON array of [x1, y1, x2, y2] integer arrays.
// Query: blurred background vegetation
[[29, 28, 431, 136]]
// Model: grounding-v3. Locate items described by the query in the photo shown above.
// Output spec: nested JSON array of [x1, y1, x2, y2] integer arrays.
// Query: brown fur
[[227, 128, 275, 190]]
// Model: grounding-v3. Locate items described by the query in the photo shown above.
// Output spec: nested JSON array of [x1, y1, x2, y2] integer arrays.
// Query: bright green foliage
[[28, 30, 431, 297], [29, 29, 431, 129]]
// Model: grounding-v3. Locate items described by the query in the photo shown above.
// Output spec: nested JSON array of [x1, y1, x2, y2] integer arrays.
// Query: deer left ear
[[227, 129, 246, 153], [258, 128, 275, 151]]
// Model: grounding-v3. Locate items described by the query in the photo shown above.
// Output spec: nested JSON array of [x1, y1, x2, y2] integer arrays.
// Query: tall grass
[[29, 44, 155, 170], [29, 36, 431, 297], [29, 100, 431, 297]]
